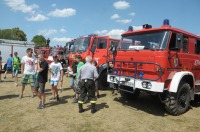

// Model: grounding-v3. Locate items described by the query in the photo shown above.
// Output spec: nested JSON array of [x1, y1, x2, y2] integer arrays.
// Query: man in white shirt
[[19, 48, 36, 99]]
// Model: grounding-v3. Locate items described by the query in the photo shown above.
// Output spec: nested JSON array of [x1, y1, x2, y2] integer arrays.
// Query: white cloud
[[38, 29, 58, 36], [60, 28, 67, 33], [48, 8, 76, 17], [4, 0, 39, 14], [116, 19, 132, 24], [95, 30, 108, 35], [113, 1, 130, 10], [26, 14, 49, 21], [106, 29, 125, 39], [51, 3, 56, 7], [132, 26, 142, 30], [111, 14, 120, 19], [95, 29, 125, 39], [129, 12, 136, 16], [52, 37, 72, 42]]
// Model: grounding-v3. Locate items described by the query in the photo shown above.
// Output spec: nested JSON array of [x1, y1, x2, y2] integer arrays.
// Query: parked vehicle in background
[[68, 34, 119, 89], [34, 46, 65, 64], [65, 39, 75, 65], [0, 39, 34, 71], [107, 19, 200, 115]]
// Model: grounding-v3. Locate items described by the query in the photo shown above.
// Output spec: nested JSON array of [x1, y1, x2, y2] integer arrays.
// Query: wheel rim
[[178, 88, 188, 109]]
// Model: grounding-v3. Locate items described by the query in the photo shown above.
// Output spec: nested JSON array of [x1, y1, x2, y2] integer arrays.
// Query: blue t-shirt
[[7, 57, 13, 68]]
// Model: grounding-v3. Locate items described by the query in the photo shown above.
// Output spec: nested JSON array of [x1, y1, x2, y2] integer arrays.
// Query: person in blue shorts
[[4, 54, 13, 79], [49, 55, 63, 101]]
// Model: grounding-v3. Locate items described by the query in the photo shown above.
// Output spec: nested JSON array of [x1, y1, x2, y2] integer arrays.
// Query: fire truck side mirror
[[109, 44, 117, 54], [176, 33, 183, 50]]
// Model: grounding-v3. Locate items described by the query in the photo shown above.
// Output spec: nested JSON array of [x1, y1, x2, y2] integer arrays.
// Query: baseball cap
[[14, 52, 18, 54]]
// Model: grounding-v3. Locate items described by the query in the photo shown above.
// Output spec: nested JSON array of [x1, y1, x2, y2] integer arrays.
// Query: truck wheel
[[119, 85, 140, 100], [98, 71, 109, 90], [165, 82, 191, 115]]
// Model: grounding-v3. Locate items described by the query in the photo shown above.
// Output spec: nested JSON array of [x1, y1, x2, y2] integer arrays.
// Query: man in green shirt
[[73, 55, 84, 103], [12, 52, 21, 86]]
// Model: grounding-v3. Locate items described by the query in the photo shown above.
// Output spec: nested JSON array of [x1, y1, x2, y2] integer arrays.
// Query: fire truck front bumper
[[107, 75, 165, 93]]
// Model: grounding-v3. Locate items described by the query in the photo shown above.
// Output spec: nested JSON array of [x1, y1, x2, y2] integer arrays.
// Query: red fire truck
[[34, 46, 65, 64], [68, 34, 119, 89], [107, 19, 200, 115]]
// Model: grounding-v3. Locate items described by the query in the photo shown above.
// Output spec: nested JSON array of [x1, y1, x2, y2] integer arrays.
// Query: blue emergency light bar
[[163, 19, 170, 25], [128, 26, 133, 31]]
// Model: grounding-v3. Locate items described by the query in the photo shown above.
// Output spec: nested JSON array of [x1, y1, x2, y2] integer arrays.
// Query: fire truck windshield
[[72, 37, 91, 52], [119, 31, 169, 50], [50, 47, 62, 56]]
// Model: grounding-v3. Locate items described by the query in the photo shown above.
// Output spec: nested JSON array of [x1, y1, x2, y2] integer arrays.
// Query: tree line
[[0, 27, 46, 48]]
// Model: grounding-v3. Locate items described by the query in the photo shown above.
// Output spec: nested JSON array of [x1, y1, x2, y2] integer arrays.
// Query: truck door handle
[[102, 55, 107, 58]]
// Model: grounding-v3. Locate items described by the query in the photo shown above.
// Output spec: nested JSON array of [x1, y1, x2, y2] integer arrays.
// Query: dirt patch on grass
[[0, 74, 200, 132]]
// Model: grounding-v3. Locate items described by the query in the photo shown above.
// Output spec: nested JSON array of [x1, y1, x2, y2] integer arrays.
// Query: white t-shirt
[[21, 55, 37, 75], [50, 62, 63, 81]]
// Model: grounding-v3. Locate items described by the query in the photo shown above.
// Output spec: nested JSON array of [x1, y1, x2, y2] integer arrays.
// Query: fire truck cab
[[107, 19, 200, 115], [68, 34, 119, 89]]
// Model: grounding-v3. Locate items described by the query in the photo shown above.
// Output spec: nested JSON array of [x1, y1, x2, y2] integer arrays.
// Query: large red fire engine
[[34, 46, 65, 63], [107, 19, 200, 115], [68, 34, 119, 89]]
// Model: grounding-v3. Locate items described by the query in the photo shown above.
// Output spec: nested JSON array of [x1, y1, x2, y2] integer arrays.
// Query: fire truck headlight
[[142, 82, 147, 88], [142, 81, 152, 89], [147, 83, 152, 89], [110, 76, 115, 82]]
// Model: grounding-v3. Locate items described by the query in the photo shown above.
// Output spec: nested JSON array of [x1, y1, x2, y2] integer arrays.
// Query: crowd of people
[[0, 48, 105, 114]]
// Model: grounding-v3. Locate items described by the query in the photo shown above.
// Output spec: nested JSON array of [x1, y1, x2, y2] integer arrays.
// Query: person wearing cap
[[77, 55, 99, 114], [12, 52, 21, 86], [4, 54, 13, 79], [0, 51, 2, 82], [49, 55, 63, 101]]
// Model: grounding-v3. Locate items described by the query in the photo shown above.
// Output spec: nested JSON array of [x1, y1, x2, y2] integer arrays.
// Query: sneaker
[[72, 98, 78, 103], [60, 87, 63, 93], [14, 83, 18, 87], [37, 105, 45, 109], [38, 101, 42, 107], [31, 94, 35, 98], [56, 95, 60, 101], [19, 94, 23, 99]]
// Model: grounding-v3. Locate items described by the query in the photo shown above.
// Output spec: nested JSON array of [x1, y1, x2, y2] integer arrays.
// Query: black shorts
[[34, 81, 46, 94]]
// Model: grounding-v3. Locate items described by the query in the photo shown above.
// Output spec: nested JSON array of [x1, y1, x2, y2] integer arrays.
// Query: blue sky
[[0, 0, 200, 46]]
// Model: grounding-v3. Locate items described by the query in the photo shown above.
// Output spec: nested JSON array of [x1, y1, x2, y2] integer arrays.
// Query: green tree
[[0, 27, 27, 41], [31, 35, 46, 48]]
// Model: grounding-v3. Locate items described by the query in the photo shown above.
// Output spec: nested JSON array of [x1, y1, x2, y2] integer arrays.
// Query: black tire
[[98, 70, 109, 90], [119, 85, 140, 100], [165, 82, 191, 115]]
